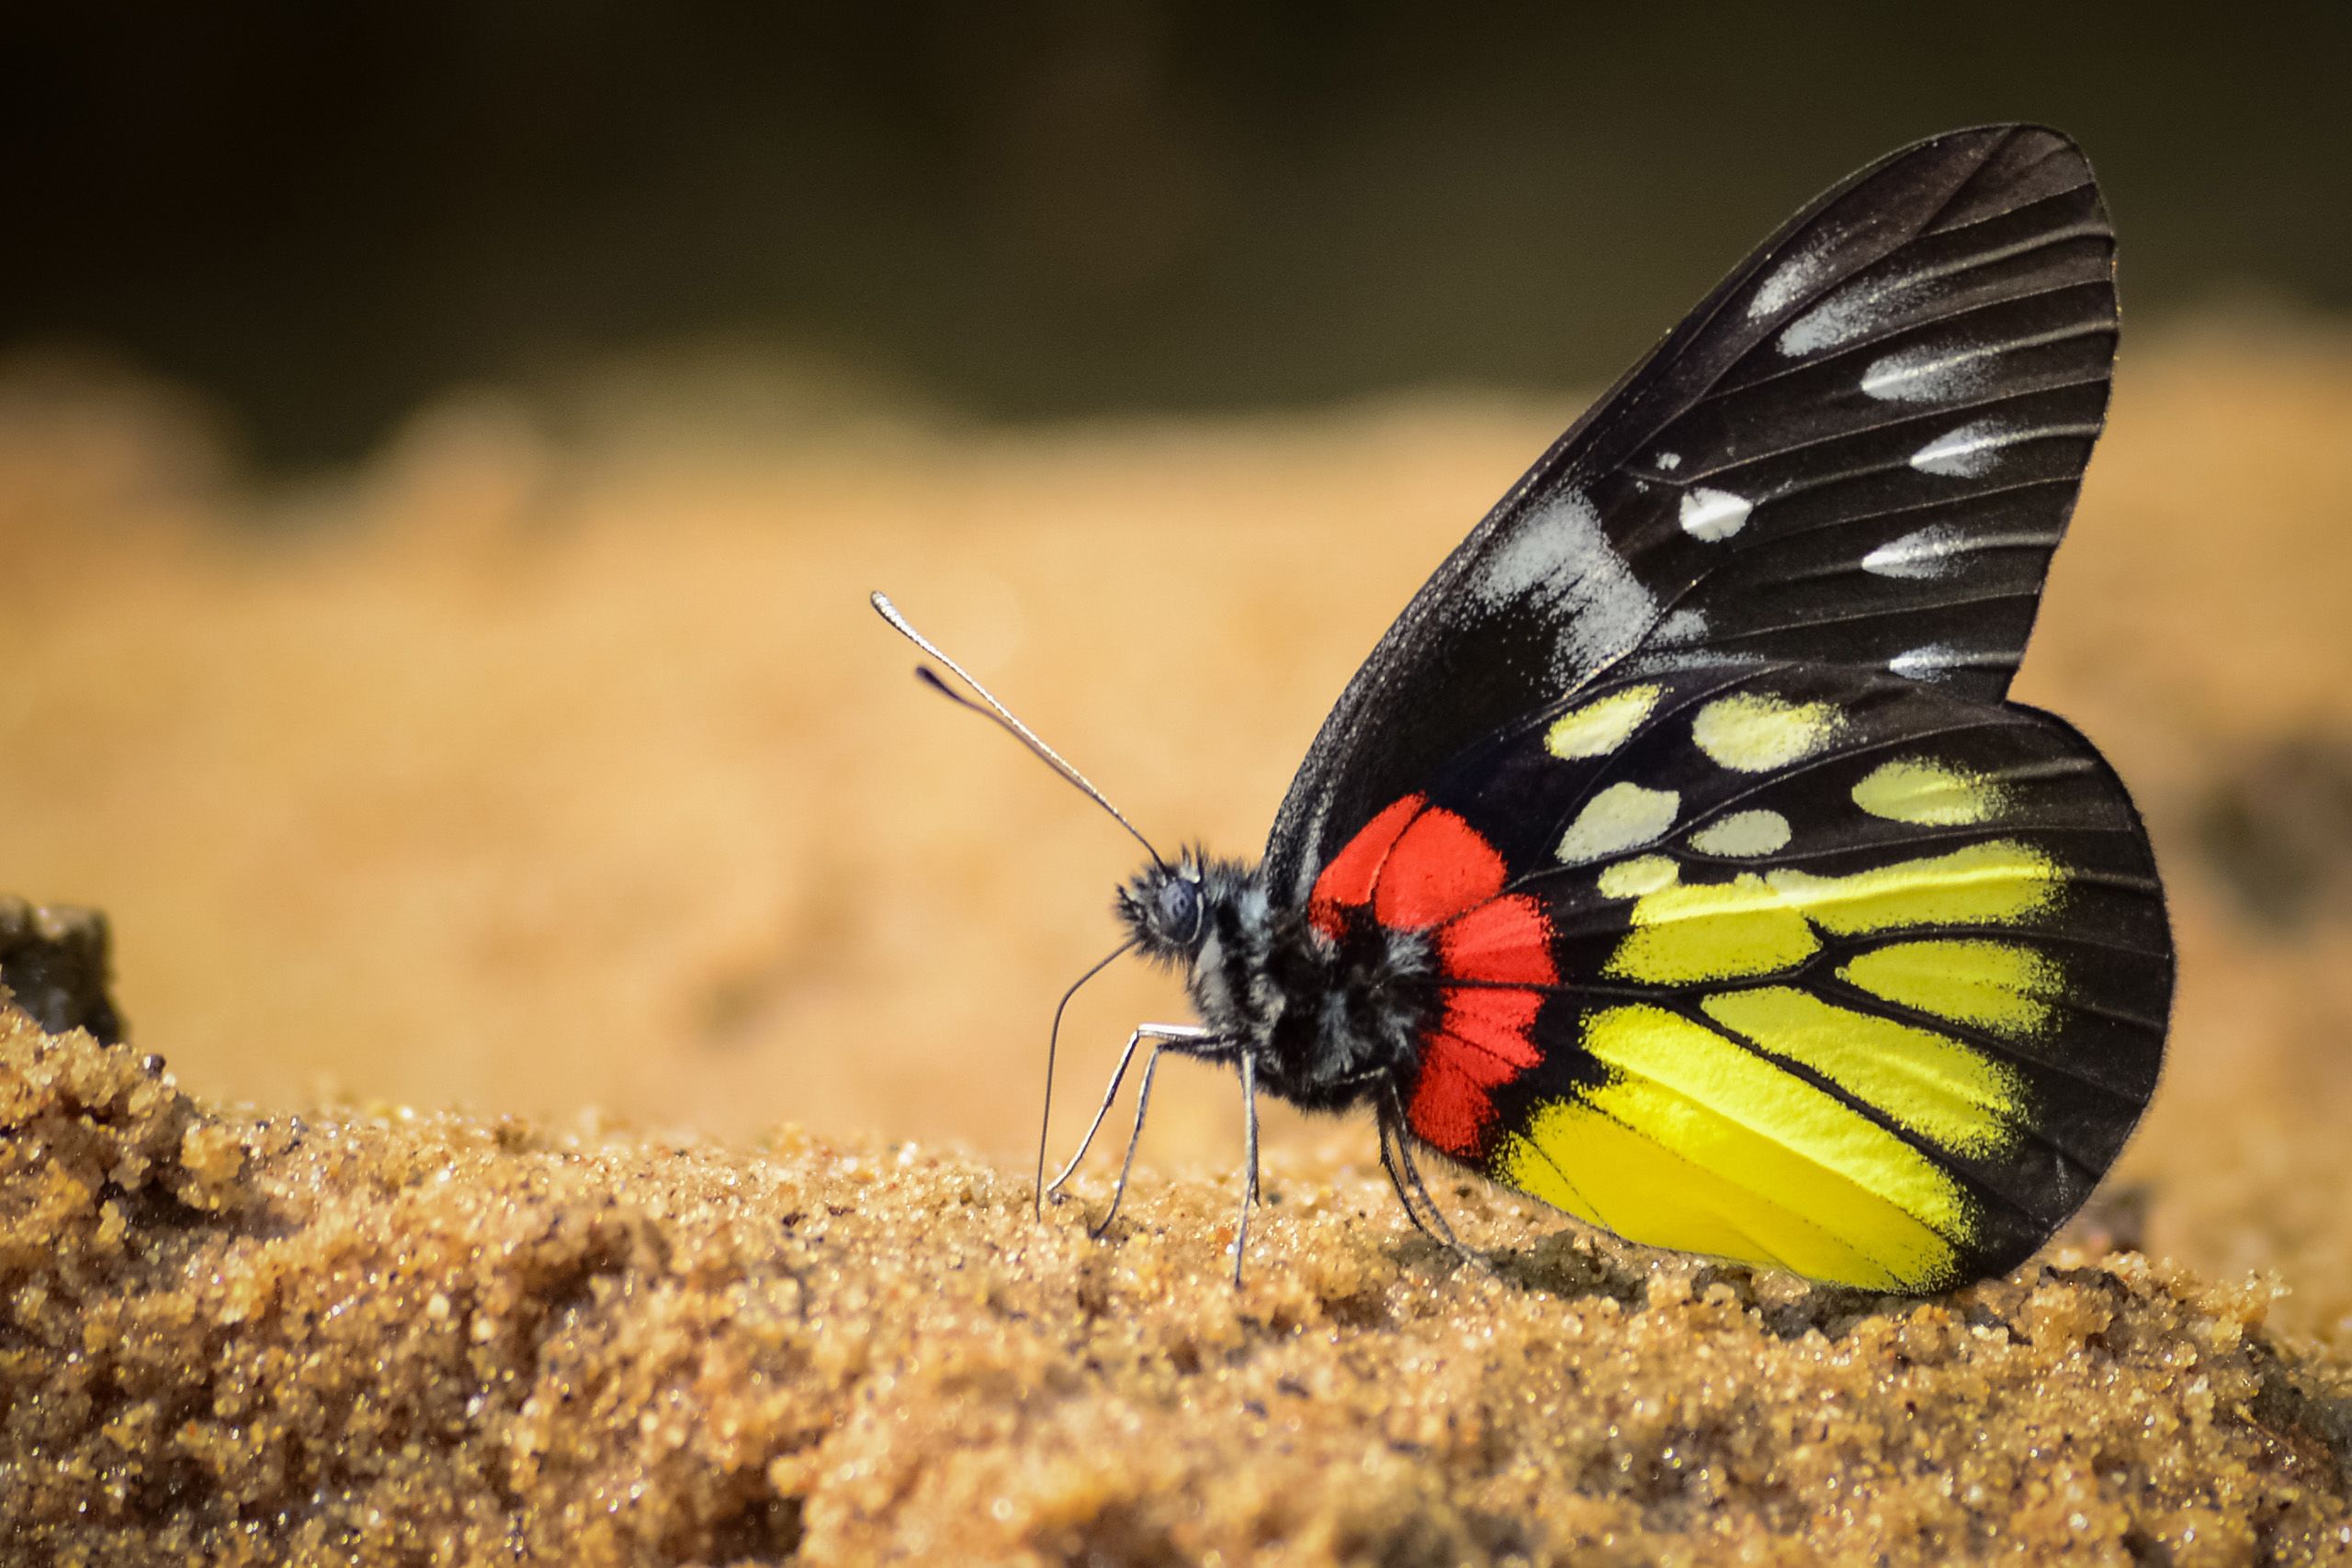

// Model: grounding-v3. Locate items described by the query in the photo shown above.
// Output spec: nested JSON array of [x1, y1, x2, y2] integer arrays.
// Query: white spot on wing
[[1657, 608, 1708, 645], [1655, 451, 1682, 471], [1748, 237, 1837, 320], [1866, 320, 2114, 404], [1473, 490, 1657, 682], [1780, 224, 2109, 363], [1911, 420, 2101, 478], [1908, 420, 2016, 478], [1866, 526, 2064, 580], [1861, 344, 1996, 402], [1888, 643, 2007, 682], [1779, 275, 1920, 358], [1679, 487, 1753, 542], [1472, 491, 1602, 603], [1861, 525, 1966, 579], [1890, 644, 1957, 679]]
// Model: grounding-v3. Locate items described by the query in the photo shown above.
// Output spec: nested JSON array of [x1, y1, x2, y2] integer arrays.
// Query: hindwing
[[1308, 661, 2169, 1291]]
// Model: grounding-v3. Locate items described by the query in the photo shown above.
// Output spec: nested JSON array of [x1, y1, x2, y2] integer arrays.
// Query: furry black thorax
[[1117, 853, 1438, 1114]]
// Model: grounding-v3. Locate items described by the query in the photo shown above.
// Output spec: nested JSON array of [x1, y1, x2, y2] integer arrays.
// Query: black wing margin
[[1268, 126, 2116, 902]]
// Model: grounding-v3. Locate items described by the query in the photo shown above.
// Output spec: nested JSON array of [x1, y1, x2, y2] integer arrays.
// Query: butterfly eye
[[1156, 876, 1202, 942]]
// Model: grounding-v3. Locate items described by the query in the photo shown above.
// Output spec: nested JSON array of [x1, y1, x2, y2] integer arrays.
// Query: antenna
[[870, 592, 1170, 871]]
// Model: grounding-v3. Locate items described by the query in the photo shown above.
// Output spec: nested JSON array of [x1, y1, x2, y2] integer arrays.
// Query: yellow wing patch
[[1690, 693, 1848, 772], [1596, 853, 1679, 899], [1852, 758, 2007, 825], [1555, 782, 1682, 864], [1701, 987, 2025, 1155], [1508, 670, 2143, 1292], [1546, 685, 1662, 759], [1840, 940, 2062, 1035], [1765, 840, 2062, 934], [1497, 1004, 1968, 1289], [1600, 840, 2064, 982], [1689, 808, 1792, 857], [1553, 837, 2068, 1284], [1605, 874, 1822, 984]]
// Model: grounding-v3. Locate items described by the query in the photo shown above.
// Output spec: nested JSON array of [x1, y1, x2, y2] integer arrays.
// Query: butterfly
[[876, 123, 2172, 1294]]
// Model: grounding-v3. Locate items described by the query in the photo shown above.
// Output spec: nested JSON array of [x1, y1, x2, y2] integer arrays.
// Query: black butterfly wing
[[1308, 661, 2169, 1291], [1267, 126, 2116, 903]]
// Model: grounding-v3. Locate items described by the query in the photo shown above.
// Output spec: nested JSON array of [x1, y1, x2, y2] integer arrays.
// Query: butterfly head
[[1117, 854, 1211, 962]]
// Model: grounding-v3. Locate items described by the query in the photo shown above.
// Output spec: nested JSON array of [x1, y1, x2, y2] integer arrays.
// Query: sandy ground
[[2, 321, 2351, 1560], [6, 1010, 2350, 1565]]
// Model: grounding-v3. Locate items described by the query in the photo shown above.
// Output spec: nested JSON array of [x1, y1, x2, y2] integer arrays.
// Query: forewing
[[1317, 661, 2168, 1291], [1268, 126, 2116, 904]]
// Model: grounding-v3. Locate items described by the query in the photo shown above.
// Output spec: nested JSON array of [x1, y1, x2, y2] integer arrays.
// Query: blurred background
[[7, 5, 2352, 469], [4, 6, 2349, 1332]]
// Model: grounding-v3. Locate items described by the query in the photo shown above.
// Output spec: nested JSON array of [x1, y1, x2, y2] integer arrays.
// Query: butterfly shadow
[[1398, 1220, 1917, 1340]]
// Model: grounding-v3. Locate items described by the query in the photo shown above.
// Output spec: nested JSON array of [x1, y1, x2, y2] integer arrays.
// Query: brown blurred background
[[4, 5, 2350, 1332]]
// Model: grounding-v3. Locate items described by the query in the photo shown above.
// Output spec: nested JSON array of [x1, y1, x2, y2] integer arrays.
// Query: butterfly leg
[[1381, 1090, 1488, 1276], [1376, 1110, 1442, 1244], [1230, 1049, 1261, 1287], [1046, 1022, 1216, 1204], [1086, 1026, 1237, 1239], [1086, 1043, 1163, 1239]]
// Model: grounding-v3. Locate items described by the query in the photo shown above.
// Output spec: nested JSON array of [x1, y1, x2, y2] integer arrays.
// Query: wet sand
[[2, 324, 2350, 1561]]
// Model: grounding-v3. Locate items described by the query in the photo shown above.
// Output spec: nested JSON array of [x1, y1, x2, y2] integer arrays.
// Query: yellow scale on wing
[[1544, 685, 1663, 760], [1700, 988, 2024, 1155], [1840, 939, 2063, 1035], [1499, 1006, 1967, 1290], [1504, 728, 2076, 1289]]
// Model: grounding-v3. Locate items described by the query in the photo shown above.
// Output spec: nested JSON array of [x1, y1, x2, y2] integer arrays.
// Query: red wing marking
[[1408, 897, 1557, 1156], [1437, 896, 1555, 986], [1413, 990, 1544, 1149], [1310, 795, 1561, 1159], [1374, 808, 1508, 931], [1308, 793, 1423, 938], [1408, 1045, 1518, 1156], [1310, 795, 1512, 938], [1439, 978, 1545, 1058]]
